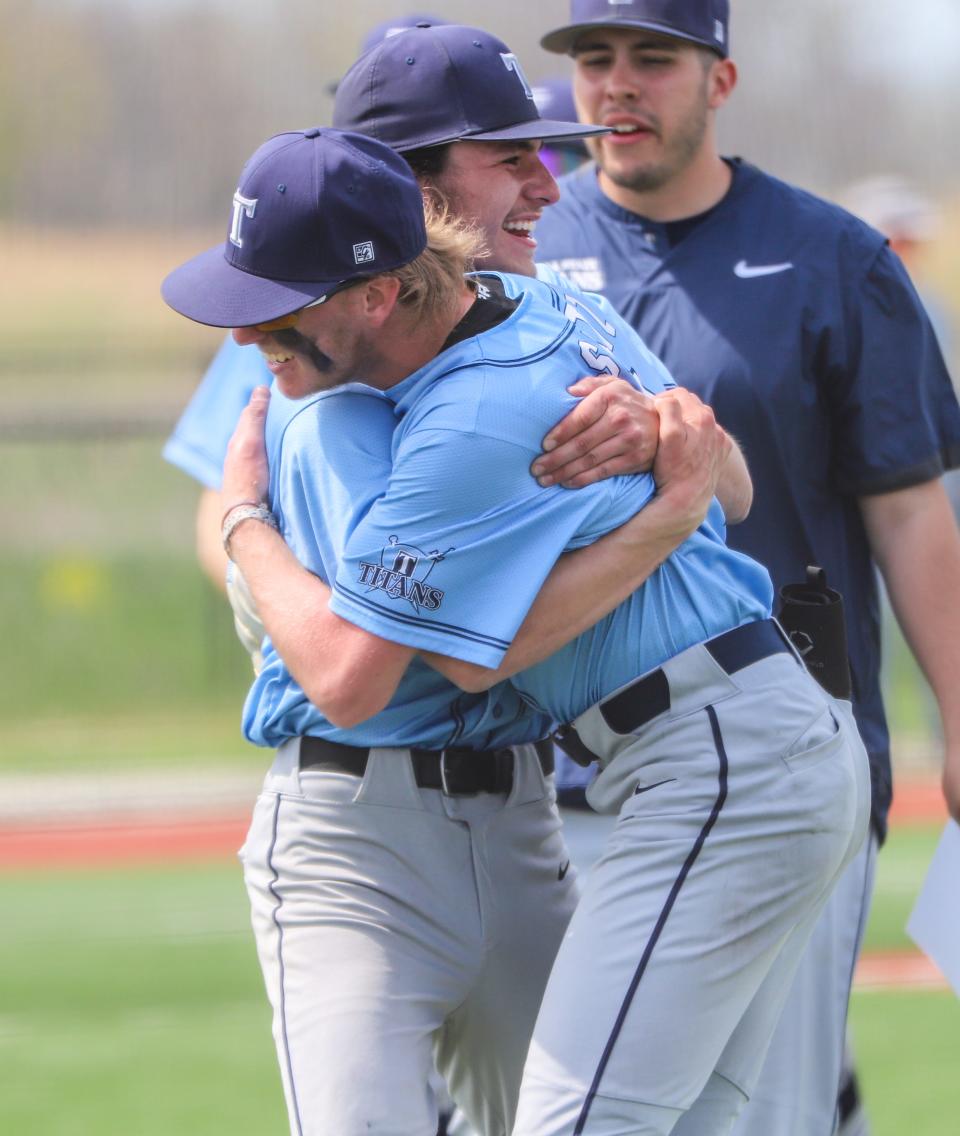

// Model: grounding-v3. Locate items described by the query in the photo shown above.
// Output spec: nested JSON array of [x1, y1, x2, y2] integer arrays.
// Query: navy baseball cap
[[326, 14, 450, 95], [541, 0, 729, 58], [162, 128, 427, 329], [333, 23, 608, 151]]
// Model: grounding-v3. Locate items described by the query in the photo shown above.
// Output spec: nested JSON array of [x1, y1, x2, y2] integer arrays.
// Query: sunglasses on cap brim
[[252, 276, 370, 332]]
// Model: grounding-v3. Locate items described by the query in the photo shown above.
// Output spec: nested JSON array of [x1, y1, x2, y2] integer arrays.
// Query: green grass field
[[860, 823, 942, 953], [0, 865, 286, 1135], [1, 822, 956, 1135], [850, 823, 960, 1133], [849, 988, 960, 1133], [0, 547, 260, 771]]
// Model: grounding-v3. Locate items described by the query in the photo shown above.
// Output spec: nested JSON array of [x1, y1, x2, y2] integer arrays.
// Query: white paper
[[906, 819, 960, 998]]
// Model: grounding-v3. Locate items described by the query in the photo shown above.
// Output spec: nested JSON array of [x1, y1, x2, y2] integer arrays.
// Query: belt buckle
[[440, 749, 477, 797]]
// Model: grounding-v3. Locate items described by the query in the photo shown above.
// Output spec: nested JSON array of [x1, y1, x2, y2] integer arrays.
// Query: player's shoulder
[[393, 275, 580, 440], [533, 262, 576, 296], [471, 272, 573, 363], [734, 160, 888, 266], [267, 383, 395, 458], [487, 268, 568, 311]]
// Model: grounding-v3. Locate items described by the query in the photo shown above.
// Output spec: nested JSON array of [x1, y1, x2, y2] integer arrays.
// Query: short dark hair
[[401, 142, 453, 182]]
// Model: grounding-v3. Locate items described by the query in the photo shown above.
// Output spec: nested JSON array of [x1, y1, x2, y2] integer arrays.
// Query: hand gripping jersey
[[331, 272, 772, 725], [536, 159, 960, 836]]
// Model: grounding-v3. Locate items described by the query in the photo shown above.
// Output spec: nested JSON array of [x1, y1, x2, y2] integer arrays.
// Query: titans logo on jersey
[[358, 535, 454, 613]]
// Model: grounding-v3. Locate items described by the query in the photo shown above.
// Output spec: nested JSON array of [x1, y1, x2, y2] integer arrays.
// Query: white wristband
[[221, 503, 279, 558]]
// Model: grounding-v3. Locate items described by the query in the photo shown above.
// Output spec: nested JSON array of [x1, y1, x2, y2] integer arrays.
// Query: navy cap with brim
[[162, 128, 429, 330], [161, 245, 346, 329], [334, 24, 608, 153], [538, 18, 718, 55]]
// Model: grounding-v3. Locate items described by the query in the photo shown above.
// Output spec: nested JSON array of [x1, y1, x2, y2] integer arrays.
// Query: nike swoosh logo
[[634, 777, 676, 796], [733, 259, 794, 278], [558, 860, 571, 881]]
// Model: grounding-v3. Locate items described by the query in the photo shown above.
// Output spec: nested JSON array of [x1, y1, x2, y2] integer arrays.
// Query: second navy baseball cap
[[333, 23, 608, 151], [541, 0, 729, 58], [326, 14, 450, 95], [161, 129, 427, 328]]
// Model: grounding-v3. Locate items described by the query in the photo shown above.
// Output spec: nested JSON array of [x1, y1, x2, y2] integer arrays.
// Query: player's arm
[[860, 480, 960, 822], [195, 487, 230, 593], [227, 519, 414, 727], [530, 376, 753, 521], [220, 389, 415, 727], [836, 241, 960, 820]]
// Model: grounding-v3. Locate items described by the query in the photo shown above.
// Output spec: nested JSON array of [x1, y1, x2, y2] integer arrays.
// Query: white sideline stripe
[[0, 768, 263, 822]]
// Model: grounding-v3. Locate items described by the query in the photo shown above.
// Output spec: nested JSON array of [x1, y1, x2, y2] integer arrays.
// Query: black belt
[[298, 735, 554, 796], [600, 619, 794, 735]]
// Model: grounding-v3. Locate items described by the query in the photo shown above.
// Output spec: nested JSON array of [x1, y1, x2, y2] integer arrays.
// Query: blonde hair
[[383, 200, 487, 323]]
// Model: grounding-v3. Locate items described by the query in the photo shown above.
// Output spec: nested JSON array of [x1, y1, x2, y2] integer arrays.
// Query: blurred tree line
[[2, 0, 958, 230]]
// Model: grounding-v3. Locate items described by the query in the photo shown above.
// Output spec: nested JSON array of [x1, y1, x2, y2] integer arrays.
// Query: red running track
[[0, 776, 946, 872]]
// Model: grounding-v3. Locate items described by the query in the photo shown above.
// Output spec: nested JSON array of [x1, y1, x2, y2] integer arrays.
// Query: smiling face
[[232, 287, 377, 401], [572, 28, 732, 207], [429, 140, 560, 277]]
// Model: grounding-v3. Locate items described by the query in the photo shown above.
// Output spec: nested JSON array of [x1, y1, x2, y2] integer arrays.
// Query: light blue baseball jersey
[[242, 380, 550, 749], [162, 271, 684, 747], [331, 272, 773, 725]]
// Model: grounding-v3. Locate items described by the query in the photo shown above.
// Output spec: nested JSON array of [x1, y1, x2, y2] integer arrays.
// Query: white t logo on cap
[[230, 191, 257, 248], [500, 53, 534, 100], [354, 241, 375, 264]]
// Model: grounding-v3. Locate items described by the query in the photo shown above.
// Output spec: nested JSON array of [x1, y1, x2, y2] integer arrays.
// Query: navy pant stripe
[[266, 795, 304, 1136], [573, 704, 730, 1133]]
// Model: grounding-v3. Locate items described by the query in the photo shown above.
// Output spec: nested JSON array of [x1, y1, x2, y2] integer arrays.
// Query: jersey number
[[564, 294, 621, 377]]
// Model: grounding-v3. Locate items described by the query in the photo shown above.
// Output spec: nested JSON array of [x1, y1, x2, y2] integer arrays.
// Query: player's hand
[[222, 385, 272, 514], [649, 388, 730, 539], [531, 375, 658, 488]]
